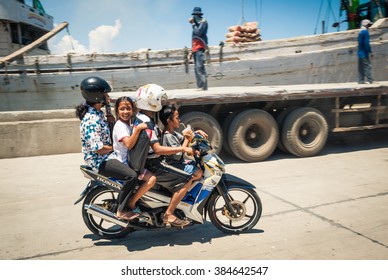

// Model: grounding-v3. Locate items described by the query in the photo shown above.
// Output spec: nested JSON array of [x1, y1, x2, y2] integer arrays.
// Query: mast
[[347, 0, 360, 29]]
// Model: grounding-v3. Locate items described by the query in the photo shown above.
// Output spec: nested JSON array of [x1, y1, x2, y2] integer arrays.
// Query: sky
[[32, 0, 352, 55]]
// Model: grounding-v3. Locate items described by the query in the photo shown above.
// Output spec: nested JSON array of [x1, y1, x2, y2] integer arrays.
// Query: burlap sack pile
[[225, 22, 261, 44]]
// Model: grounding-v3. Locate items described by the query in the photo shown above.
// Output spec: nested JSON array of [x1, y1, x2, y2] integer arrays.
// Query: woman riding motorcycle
[[75, 76, 139, 221]]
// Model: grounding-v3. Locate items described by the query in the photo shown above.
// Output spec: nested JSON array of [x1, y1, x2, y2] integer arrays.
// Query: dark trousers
[[358, 57, 373, 83], [193, 49, 208, 90], [98, 159, 137, 212], [146, 158, 192, 193]]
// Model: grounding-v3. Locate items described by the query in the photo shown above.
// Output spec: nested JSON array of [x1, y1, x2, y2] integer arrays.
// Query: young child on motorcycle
[[75, 76, 139, 221], [112, 96, 157, 215], [133, 84, 195, 227], [159, 104, 205, 181]]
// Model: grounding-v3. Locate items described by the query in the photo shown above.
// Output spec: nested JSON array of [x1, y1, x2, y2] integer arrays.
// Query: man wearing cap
[[357, 19, 374, 84], [189, 7, 208, 90]]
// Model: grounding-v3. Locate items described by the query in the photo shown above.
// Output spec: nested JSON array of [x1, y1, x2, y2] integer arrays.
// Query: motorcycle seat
[[80, 165, 93, 171]]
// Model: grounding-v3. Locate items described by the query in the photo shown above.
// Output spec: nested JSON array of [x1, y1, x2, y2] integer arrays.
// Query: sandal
[[131, 206, 148, 221], [117, 210, 139, 221], [162, 213, 190, 228], [131, 206, 142, 215]]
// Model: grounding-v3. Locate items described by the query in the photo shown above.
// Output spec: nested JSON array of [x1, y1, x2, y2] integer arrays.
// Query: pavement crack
[[16, 245, 96, 260], [259, 189, 388, 249], [306, 191, 388, 210]]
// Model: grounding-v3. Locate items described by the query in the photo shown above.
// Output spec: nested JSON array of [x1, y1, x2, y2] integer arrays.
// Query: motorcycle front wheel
[[207, 187, 262, 234], [82, 185, 134, 239]]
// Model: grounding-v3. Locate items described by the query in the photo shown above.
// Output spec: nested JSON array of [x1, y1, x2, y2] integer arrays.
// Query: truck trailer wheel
[[180, 111, 223, 154], [228, 109, 279, 162], [221, 110, 243, 157], [276, 108, 297, 152], [282, 107, 328, 157]]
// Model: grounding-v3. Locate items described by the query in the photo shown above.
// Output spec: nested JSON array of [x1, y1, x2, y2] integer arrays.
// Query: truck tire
[[282, 107, 328, 157], [228, 109, 279, 162], [221, 110, 243, 157], [276, 108, 297, 152], [180, 111, 223, 154]]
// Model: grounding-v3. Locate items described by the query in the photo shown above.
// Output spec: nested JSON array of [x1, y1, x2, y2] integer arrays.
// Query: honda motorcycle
[[75, 132, 262, 239]]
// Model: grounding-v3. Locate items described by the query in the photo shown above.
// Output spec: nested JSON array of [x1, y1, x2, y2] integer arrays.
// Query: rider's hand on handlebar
[[183, 146, 194, 156], [196, 130, 208, 139]]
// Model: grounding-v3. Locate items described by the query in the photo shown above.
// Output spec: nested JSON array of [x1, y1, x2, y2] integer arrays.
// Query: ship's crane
[[0, 22, 68, 68], [333, 0, 388, 29]]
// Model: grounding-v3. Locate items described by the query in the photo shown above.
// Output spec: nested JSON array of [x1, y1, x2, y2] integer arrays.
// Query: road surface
[[0, 130, 387, 260]]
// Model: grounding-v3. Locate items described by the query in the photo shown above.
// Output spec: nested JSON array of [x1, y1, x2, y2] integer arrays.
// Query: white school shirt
[[112, 119, 132, 165]]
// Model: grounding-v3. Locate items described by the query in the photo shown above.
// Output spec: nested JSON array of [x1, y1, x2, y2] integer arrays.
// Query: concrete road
[[0, 131, 387, 260]]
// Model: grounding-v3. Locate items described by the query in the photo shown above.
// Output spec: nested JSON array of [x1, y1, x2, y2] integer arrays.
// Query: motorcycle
[[74, 131, 262, 239]]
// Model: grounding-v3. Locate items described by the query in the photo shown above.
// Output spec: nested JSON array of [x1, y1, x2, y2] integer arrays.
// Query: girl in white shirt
[[112, 96, 156, 213]]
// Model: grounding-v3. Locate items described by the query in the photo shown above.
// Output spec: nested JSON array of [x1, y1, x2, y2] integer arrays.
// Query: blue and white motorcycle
[[75, 131, 262, 239]]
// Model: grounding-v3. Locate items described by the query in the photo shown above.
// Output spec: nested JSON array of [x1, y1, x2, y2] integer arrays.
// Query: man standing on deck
[[189, 7, 208, 90], [358, 19, 374, 84]]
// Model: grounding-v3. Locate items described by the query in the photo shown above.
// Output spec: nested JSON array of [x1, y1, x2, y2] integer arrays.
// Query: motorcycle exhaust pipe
[[85, 204, 129, 228]]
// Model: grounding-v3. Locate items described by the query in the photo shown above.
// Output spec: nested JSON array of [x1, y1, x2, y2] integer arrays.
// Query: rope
[[256, 0, 262, 27], [324, 0, 338, 33], [327, 0, 338, 23], [315, 0, 339, 34], [238, 0, 262, 26], [239, 0, 246, 25], [314, 0, 325, 34]]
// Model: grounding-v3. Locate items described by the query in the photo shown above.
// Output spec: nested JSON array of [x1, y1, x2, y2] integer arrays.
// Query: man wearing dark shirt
[[189, 7, 208, 90], [358, 19, 374, 84]]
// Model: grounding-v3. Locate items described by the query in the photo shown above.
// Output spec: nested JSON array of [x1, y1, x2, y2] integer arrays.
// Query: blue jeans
[[358, 57, 373, 83], [183, 161, 198, 175], [193, 49, 208, 90]]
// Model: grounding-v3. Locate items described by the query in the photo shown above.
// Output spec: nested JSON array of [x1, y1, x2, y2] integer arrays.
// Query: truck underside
[[166, 83, 388, 162]]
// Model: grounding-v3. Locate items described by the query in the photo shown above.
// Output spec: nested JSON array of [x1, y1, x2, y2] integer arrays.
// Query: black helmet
[[80, 76, 111, 103]]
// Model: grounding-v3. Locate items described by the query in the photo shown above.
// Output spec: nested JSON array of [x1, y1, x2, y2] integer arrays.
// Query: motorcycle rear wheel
[[82, 185, 134, 239], [207, 187, 262, 234]]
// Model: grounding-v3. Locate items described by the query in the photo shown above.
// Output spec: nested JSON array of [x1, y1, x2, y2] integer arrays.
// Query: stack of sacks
[[225, 22, 261, 44]]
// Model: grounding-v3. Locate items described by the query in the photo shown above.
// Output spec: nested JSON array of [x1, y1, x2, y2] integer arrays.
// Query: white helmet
[[136, 84, 167, 112]]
